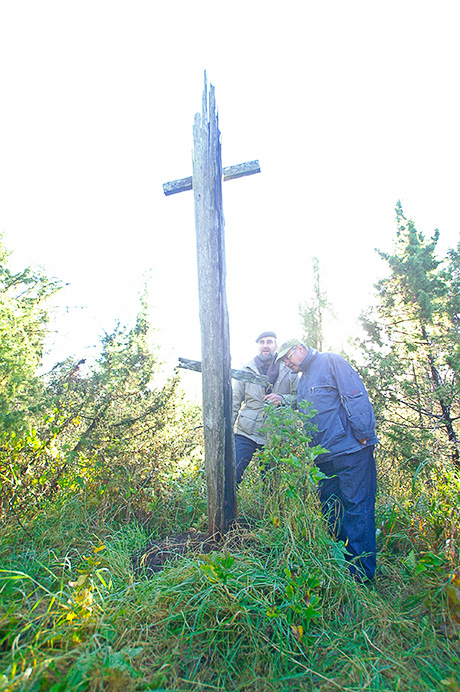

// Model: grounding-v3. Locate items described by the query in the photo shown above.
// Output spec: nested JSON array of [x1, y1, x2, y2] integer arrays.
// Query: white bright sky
[[1, 2, 460, 397]]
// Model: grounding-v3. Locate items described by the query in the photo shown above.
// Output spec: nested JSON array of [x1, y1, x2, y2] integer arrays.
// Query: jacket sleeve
[[276, 366, 298, 406], [232, 379, 246, 428], [281, 392, 298, 407], [331, 355, 376, 440]]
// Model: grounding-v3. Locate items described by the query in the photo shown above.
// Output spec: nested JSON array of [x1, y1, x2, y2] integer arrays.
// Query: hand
[[263, 393, 283, 405], [358, 439, 368, 445]]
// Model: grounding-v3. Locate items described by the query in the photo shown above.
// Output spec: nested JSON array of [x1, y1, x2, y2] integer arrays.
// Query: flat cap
[[255, 331, 277, 342]]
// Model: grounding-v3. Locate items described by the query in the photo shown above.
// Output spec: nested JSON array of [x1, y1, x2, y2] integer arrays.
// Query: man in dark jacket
[[232, 331, 298, 484], [277, 339, 378, 582]]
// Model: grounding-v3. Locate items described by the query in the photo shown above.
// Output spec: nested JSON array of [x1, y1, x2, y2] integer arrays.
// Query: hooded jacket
[[232, 359, 298, 445], [297, 348, 378, 462]]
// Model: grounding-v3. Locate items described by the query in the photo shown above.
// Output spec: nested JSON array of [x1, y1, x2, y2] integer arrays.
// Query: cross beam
[[163, 160, 260, 196], [178, 358, 269, 386], [163, 74, 260, 537]]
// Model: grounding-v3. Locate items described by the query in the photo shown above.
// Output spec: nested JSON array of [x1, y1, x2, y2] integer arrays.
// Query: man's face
[[257, 337, 277, 361], [281, 345, 304, 373]]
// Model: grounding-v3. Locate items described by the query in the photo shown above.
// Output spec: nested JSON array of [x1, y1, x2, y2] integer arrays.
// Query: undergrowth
[[1, 408, 460, 691]]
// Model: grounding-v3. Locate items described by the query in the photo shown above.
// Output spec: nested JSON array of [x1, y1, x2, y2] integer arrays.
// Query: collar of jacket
[[245, 357, 292, 381], [244, 358, 261, 374], [299, 347, 318, 373]]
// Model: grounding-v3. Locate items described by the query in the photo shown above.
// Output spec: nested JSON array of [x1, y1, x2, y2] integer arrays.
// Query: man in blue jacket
[[276, 339, 378, 582]]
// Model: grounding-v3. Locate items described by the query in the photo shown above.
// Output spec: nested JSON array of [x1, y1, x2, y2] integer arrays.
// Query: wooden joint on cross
[[163, 160, 260, 196]]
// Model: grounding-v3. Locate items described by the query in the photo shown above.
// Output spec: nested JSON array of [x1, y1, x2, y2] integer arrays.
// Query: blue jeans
[[234, 434, 264, 484], [318, 445, 377, 582]]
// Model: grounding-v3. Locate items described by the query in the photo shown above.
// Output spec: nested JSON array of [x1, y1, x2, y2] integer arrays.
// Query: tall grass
[[1, 459, 459, 691]]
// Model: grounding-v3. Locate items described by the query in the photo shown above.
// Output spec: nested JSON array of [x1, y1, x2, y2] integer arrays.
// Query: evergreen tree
[[0, 244, 202, 522], [359, 202, 460, 468], [0, 236, 61, 434], [298, 257, 335, 352], [40, 295, 201, 511]]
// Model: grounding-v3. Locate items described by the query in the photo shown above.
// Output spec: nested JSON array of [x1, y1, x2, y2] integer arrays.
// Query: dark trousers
[[318, 445, 377, 582], [234, 434, 263, 484]]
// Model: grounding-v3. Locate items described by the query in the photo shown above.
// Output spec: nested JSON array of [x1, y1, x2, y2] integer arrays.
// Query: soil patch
[[131, 529, 221, 577]]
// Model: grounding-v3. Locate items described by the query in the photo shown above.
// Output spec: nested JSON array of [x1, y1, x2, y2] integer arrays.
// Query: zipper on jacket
[[310, 385, 337, 395], [341, 395, 350, 417]]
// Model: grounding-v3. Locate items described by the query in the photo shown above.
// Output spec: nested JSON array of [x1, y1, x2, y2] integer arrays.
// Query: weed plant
[[1, 406, 460, 691]]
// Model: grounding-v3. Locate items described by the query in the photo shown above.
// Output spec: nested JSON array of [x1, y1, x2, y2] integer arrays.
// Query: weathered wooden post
[[163, 74, 260, 537], [192, 80, 234, 536]]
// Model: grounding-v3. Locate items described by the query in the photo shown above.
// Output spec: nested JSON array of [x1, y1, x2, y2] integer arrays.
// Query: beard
[[258, 351, 275, 362]]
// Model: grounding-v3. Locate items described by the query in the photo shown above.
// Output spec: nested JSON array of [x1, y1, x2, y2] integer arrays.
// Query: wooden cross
[[163, 74, 260, 537]]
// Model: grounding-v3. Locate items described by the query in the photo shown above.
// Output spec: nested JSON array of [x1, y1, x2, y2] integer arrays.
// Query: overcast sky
[[1, 1, 459, 395]]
